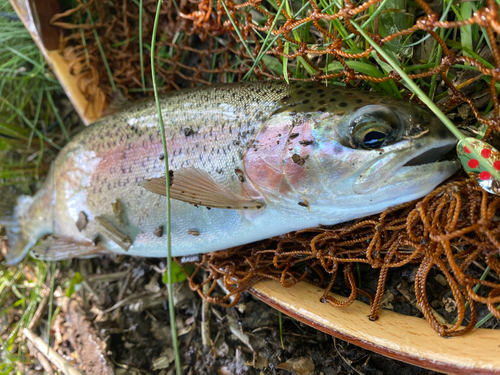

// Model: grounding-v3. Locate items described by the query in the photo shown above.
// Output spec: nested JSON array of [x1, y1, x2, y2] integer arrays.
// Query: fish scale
[[9, 81, 459, 263]]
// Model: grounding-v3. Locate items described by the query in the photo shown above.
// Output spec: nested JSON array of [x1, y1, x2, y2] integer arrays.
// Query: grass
[[150, 1, 182, 373], [0, 257, 49, 373], [0, 0, 69, 371], [0, 0, 68, 189]]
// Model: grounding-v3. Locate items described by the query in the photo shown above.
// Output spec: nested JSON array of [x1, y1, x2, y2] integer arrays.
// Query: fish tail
[[0, 187, 31, 265]]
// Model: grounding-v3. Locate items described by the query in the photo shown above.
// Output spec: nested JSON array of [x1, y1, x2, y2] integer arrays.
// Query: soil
[[41, 256, 447, 375]]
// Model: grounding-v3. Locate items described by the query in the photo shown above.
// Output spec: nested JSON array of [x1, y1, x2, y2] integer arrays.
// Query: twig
[[101, 290, 164, 314], [333, 337, 364, 375], [26, 340, 55, 375], [28, 290, 49, 331], [202, 274, 211, 347], [23, 328, 82, 375]]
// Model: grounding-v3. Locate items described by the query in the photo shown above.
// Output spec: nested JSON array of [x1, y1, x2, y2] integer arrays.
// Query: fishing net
[[50, 0, 500, 336]]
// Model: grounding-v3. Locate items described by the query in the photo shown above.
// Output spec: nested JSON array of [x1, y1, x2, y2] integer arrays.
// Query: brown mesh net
[[50, 0, 500, 336], [183, 178, 500, 337]]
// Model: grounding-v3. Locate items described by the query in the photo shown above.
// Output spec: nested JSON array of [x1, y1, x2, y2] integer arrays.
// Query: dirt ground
[[29, 255, 464, 375]]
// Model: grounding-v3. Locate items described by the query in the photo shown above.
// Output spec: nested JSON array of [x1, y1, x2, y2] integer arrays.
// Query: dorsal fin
[[30, 236, 106, 261], [140, 167, 266, 210]]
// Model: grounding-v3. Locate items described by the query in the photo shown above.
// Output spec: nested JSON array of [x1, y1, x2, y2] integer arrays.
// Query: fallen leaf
[[277, 356, 315, 375], [152, 348, 175, 370]]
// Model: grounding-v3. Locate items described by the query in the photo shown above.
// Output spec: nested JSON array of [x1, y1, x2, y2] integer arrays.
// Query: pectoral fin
[[140, 167, 266, 210], [30, 236, 107, 261]]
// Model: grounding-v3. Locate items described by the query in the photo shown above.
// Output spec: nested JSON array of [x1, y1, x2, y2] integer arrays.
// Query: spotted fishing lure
[[457, 137, 500, 195]]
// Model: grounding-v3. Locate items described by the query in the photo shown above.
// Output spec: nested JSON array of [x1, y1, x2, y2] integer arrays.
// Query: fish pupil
[[363, 131, 387, 149]]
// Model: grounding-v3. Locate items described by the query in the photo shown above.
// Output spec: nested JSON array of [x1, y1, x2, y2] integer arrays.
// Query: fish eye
[[349, 105, 399, 150], [352, 122, 393, 149]]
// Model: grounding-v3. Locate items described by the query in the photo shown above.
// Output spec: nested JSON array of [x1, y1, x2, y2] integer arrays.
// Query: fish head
[[246, 84, 459, 219]]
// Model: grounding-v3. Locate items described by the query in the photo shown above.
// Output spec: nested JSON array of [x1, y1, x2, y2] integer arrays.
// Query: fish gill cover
[[50, 0, 500, 336]]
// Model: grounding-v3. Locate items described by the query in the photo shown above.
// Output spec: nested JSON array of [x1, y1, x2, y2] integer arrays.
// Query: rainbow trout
[[7, 81, 459, 264]]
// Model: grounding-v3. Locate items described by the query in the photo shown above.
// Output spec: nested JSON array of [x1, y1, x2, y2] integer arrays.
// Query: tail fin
[[0, 187, 31, 265]]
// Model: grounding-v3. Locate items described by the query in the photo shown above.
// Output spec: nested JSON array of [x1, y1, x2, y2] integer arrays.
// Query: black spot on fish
[[305, 93, 311, 98], [356, 99, 363, 104], [317, 89, 324, 94], [298, 89, 305, 95], [154, 225, 164, 237], [159, 153, 164, 160], [298, 201, 307, 207], [292, 154, 308, 165], [317, 107, 326, 112], [339, 102, 348, 107], [318, 100, 326, 105], [290, 133, 300, 139], [234, 168, 245, 182], [299, 140, 314, 146]]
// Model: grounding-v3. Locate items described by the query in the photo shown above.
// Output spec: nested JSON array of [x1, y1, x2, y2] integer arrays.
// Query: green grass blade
[[150, 1, 181, 374], [244, 0, 287, 80], [46, 90, 70, 142], [0, 97, 61, 150], [221, 0, 256, 67], [82, 0, 116, 91], [139, 0, 145, 91]]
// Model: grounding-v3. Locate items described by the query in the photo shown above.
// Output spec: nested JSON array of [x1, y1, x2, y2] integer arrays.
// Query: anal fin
[[140, 167, 266, 210], [30, 236, 107, 261]]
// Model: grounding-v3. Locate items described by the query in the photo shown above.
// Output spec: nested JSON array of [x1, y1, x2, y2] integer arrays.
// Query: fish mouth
[[402, 144, 456, 167], [353, 139, 459, 195]]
